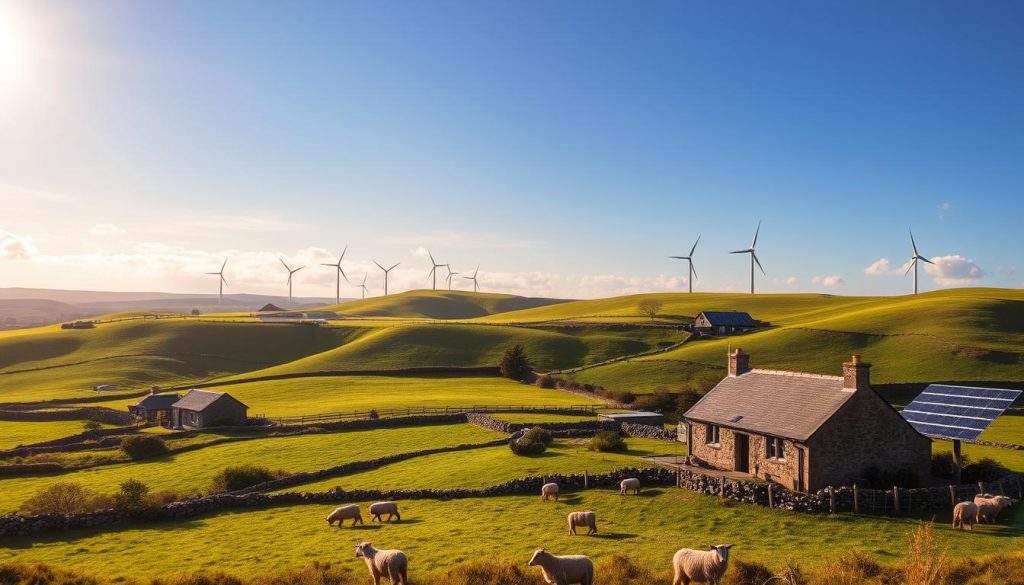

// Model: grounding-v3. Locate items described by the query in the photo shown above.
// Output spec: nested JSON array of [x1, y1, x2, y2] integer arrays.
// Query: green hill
[[316, 290, 568, 319]]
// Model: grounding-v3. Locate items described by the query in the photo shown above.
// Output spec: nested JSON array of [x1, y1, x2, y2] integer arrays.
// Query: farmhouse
[[692, 311, 761, 335], [128, 389, 181, 424], [683, 349, 931, 492], [171, 390, 248, 429]]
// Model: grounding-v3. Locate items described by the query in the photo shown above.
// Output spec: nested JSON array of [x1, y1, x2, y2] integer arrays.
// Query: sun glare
[[0, 3, 29, 91]]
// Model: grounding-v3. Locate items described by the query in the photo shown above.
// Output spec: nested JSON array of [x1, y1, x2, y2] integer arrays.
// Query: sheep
[[326, 504, 363, 527], [973, 495, 1012, 524], [369, 501, 401, 523], [528, 549, 593, 585], [567, 511, 597, 536], [952, 501, 978, 531], [619, 477, 641, 496], [672, 544, 733, 585], [354, 542, 408, 585], [541, 482, 560, 502]]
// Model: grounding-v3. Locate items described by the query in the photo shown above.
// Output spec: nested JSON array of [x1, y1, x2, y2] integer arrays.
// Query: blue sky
[[1, 1, 1022, 298]]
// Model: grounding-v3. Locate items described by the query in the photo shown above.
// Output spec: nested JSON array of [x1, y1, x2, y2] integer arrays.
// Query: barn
[[171, 390, 248, 429], [692, 311, 761, 335], [683, 349, 931, 492], [128, 389, 181, 424]]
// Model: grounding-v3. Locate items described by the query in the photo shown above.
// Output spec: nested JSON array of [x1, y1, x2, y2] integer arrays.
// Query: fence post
[[675, 469, 680, 488], [584, 471, 588, 489], [767, 484, 774, 509], [978, 481, 985, 495], [949, 485, 956, 508], [720, 476, 725, 497], [853, 484, 859, 514], [828, 486, 835, 514], [893, 486, 900, 513]]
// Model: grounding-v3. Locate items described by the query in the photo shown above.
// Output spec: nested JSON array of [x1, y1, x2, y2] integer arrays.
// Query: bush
[[210, 465, 286, 493], [82, 420, 102, 431], [588, 431, 626, 453], [604, 389, 636, 404], [112, 479, 150, 512], [534, 374, 555, 389], [509, 437, 546, 456], [499, 343, 532, 380], [521, 427, 554, 446], [20, 482, 111, 515], [674, 389, 702, 419], [367, 409, 379, 420], [964, 457, 1009, 483], [120, 435, 169, 460], [633, 391, 677, 414]]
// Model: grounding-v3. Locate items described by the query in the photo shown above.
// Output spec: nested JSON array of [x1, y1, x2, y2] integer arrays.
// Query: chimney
[[842, 354, 871, 392], [728, 348, 750, 377], [150, 386, 161, 395]]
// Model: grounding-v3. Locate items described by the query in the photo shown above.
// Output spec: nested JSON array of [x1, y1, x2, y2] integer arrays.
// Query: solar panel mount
[[900, 384, 1021, 441]]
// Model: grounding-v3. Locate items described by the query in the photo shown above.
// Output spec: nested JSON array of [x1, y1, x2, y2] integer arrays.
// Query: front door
[[734, 433, 750, 473]]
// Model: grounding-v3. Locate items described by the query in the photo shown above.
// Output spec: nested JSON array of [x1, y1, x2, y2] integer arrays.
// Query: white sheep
[[354, 542, 408, 585], [369, 501, 401, 523], [528, 549, 593, 585], [973, 495, 1012, 524], [541, 482, 560, 501], [619, 477, 641, 495], [567, 511, 597, 536], [326, 504, 363, 527], [672, 544, 733, 585], [952, 501, 978, 531]]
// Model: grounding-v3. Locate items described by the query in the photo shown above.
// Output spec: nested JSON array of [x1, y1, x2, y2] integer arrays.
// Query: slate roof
[[172, 389, 247, 412], [135, 393, 181, 410], [697, 311, 760, 327], [258, 303, 285, 312], [683, 369, 855, 441]]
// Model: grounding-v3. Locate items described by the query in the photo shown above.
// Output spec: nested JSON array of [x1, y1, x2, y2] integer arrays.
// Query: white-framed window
[[766, 436, 785, 460], [705, 424, 721, 445]]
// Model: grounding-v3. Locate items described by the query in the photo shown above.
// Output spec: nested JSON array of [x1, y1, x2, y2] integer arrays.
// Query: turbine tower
[[279, 258, 305, 304], [669, 235, 700, 293], [729, 222, 765, 294], [357, 274, 369, 299], [906, 229, 934, 295], [206, 258, 228, 304], [320, 246, 349, 304], [427, 251, 447, 291], [462, 265, 480, 292], [445, 265, 460, 291], [374, 261, 400, 296]]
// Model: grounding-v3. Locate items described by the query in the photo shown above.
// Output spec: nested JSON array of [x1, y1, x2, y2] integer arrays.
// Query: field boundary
[[265, 404, 598, 425]]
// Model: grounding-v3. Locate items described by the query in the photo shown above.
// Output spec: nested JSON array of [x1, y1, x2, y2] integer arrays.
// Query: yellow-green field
[[0, 420, 120, 450]]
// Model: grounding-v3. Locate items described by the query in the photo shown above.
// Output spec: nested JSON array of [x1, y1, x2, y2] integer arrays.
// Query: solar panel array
[[900, 384, 1021, 441]]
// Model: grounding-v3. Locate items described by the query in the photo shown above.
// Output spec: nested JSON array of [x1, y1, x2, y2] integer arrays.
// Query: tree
[[120, 435, 169, 460], [190, 308, 201, 316], [20, 482, 109, 515], [112, 479, 150, 512], [499, 343, 532, 380], [637, 299, 663, 321]]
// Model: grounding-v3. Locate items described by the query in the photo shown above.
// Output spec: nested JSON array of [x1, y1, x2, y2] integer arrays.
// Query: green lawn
[[0, 424, 505, 512], [977, 414, 1024, 446], [0, 420, 120, 450]]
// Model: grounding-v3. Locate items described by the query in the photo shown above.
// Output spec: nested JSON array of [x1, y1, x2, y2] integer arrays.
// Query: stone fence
[[620, 422, 676, 441], [0, 407, 136, 426], [464, 413, 619, 434]]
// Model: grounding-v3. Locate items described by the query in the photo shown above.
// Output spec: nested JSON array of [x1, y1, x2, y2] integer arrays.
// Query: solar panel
[[900, 384, 1022, 441]]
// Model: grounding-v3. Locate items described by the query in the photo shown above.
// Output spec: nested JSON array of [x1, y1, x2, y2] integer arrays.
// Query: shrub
[[508, 437, 546, 456], [901, 523, 947, 585], [82, 420, 102, 431], [367, 409, 379, 420], [594, 554, 658, 585], [534, 374, 555, 389], [210, 465, 286, 493], [499, 343, 532, 380], [674, 389, 702, 419], [604, 389, 636, 404], [20, 482, 111, 515], [722, 559, 775, 585], [633, 391, 677, 414], [521, 427, 553, 446], [963, 457, 1009, 483], [112, 479, 150, 512], [588, 431, 626, 453], [120, 435, 169, 460]]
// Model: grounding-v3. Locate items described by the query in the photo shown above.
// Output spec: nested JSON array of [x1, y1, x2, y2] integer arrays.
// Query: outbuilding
[[683, 349, 931, 492], [599, 411, 665, 427], [171, 389, 248, 429], [128, 389, 181, 424], [692, 311, 761, 335]]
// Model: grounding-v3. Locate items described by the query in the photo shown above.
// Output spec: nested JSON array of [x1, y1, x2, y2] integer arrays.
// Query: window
[[705, 424, 720, 445], [766, 436, 785, 460]]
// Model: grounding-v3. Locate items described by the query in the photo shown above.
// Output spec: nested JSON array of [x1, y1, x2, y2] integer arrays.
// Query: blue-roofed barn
[[693, 311, 762, 335], [128, 389, 181, 424]]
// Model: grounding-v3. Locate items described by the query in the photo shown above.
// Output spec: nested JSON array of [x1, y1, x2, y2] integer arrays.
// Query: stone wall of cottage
[[689, 422, 807, 491]]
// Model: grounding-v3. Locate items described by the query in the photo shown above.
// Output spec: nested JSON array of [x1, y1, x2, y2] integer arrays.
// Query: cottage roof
[[697, 311, 759, 327], [135, 393, 181, 410], [258, 303, 285, 312], [684, 369, 854, 441], [172, 389, 248, 412]]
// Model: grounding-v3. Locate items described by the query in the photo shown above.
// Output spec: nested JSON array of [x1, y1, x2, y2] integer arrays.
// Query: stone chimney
[[728, 348, 750, 377], [842, 354, 871, 392], [151, 386, 161, 395]]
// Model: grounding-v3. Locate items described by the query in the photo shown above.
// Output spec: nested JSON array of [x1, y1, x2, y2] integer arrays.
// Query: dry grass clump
[[901, 523, 947, 585]]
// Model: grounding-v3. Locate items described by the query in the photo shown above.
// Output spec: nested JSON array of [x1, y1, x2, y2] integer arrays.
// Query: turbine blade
[[221, 258, 228, 271], [462, 276, 473, 280], [668, 256, 686, 259], [909, 229, 919, 256], [374, 261, 385, 271], [429, 251, 435, 264], [279, 258, 291, 271], [339, 267, 349, 282], [751, 221, 761, 249], [428, 266, 435, 278], [389, 262, 400, 271], [689, 234, 700, 257], [690, 261, 698, 281], [361, 274, 367, 285], [221, 276, 228, 286], [320, 263, 336, 267], [339, 245, 347, 262], [905, 258, 917, 276], [920, 256, 934, 265], [729, 250, 748, 255], [753, 252, 766, 275], [474, 265, 479, 277]]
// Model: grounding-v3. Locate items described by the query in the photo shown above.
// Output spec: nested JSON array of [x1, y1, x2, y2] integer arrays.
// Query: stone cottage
[[171, 389, 248, 429], [128, 389, 181, 424], [683, 349, 931, 492]]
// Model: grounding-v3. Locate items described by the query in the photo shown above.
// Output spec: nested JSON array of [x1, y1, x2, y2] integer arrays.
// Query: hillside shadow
[[590, 532, 637, 540], [371, 518, 424, 525]]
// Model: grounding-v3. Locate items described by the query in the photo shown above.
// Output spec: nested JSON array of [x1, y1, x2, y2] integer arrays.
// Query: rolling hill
[[315, 290, 568, 320]]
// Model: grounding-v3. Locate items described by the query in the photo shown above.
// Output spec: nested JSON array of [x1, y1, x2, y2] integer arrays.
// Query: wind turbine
[[374, 261, 400, 296], [279, 258, 305, 304], [906, 229, 934, 295], [357, 274, 369, 299], [669, 235, 700, 293], [427, 251, 448, 291], [320, 246, 349, 304], [729, 222, 765, 294], [445, 265, 460, 291], [462, 265, 480, 292], [206, 258, 228, 304]]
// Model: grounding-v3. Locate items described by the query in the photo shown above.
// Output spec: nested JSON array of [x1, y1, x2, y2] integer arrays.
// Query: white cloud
[[811, 275, 844, 286], [0, 229, 38, 259], [410, 246, 429, 258], [939, 202, 952, 210], [785, 276, 798, 286], [923, 255, 983, 286], [864, 258, 910, 277], [90, 223, 124, 236]]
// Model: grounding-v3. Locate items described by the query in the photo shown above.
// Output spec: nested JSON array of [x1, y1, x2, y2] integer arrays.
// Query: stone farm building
[[692, 311, 761, 335], [170, 389, 248, 429], [683, 349, 931, 492], [128, 390, 181, 424]]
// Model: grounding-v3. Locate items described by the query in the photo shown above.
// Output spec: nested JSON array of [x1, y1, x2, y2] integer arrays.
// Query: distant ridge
[[317, 290, 570, 320]]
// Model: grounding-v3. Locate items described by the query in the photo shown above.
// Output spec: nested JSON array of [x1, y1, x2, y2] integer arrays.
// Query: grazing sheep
[[973, 495, 1012, 524], [953, 501, 978, 531], [672, 544, 733, 585], [327, 504, 363, 527], [567, 511, 597, 536], [541, 482, 560, 502], [354, 542, 408, 585], [369, 501, 401, 523], [528, 549, 593, 585], [619, 477, 641, 496]]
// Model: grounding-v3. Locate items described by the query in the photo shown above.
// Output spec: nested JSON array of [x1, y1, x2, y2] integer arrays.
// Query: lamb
[[619, 477, 641, 495], [672, 544, 733, 585], [952, 501, 978, 531], [369, 501, 401, 523], [354, 542, 408, 585], [973, 495, 1012, 523], [567, 511, 597, 536], [541, 482, 560, 501], [528, 549, 593, 585], [326, 504, 363, 527]]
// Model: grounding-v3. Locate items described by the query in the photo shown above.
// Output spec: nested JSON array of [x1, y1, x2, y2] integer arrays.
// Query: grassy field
[[315, 290, 567, 319], [0, 424, 505, 512], [0, 420, 120, 450]]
